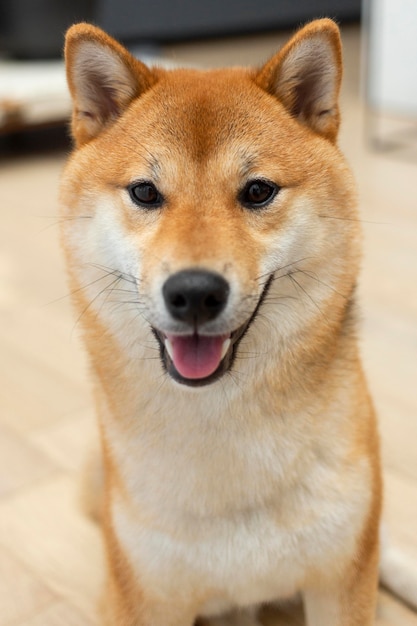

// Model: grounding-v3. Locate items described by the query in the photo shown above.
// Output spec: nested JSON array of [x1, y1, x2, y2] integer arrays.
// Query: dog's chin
[[151, 274, 274, 388]]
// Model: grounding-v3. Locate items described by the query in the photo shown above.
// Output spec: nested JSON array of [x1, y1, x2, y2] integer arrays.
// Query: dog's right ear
[[65, 23, 156, 146]]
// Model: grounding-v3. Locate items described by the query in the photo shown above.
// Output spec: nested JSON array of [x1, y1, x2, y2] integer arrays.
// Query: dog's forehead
[[122, 68, 301, 175], [149, 68, 268, 120], [140, 71, 276, 135]]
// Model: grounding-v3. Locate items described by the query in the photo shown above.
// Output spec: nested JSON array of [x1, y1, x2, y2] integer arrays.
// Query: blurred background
[[1, 0, 417, 150], [0, 0, 362, 143], [0, 1, 416, 625], [0, 0, 360, 57]]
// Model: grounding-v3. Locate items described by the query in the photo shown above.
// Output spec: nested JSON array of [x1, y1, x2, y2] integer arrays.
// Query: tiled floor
[[0, 24, 416, 625]]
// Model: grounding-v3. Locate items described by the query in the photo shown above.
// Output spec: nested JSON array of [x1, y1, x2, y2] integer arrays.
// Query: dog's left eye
[[128, 182, 164, 208], [240, 179, 279, 209]]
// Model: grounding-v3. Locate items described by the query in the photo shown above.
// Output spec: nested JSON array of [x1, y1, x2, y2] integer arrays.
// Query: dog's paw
[[380, 542, 417, 610]]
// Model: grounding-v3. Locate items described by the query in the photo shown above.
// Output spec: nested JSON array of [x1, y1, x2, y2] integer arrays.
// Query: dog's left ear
[[256, 19, 342, 143]]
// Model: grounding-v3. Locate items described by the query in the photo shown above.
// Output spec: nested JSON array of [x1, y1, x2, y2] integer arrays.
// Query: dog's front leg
[[101, 549, 197, 626], [101, 580, 197, 626], [302, 544, 379, 626]]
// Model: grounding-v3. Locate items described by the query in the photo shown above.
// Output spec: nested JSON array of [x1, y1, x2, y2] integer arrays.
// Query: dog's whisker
[[286, 273, 330, 323], [318, 214, 387, 225], [72, 274, 124, 332], [289, 268, 348, 300], [37, 214, 93, 233], [256, 257, 316, 285], [45, 267, 124, 307]]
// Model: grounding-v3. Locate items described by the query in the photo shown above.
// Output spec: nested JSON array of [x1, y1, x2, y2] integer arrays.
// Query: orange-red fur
[[61, 20, 382, 625]]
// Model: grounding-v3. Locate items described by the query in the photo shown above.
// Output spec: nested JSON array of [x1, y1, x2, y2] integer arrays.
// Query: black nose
[[162, 270, 230, 326]]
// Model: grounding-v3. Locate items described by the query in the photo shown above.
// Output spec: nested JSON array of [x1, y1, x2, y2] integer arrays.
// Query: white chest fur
[[105, 381, 371, 616]]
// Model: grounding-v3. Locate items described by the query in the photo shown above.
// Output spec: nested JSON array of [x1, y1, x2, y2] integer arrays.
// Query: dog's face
[[61, 20, 359, 388]]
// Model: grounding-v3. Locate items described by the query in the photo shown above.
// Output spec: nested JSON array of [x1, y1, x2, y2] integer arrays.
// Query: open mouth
[[152, 275, 273, 387], [154, 327, 241, 387]]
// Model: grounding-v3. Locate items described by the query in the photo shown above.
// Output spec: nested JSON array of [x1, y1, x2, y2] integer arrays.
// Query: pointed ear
[[64, 23, 157, 146], [256, 19, 343, 143]]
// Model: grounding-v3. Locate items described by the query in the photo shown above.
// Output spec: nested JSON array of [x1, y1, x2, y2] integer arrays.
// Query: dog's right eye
[[128, 182, 164, 209], [239, 179, 279, 210]]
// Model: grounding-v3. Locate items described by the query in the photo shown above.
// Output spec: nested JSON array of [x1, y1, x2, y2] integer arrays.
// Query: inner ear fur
[[65, 23, 157, 146], [256, 19, 343, 143]]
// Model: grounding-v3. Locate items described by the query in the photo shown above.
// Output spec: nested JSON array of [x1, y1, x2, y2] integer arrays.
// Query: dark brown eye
[[240, 179, 279, 209], [128, 182, 163, 208]]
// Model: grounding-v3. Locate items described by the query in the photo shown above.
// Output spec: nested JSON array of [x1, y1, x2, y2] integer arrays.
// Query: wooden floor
[[0, 25, 416, 626]]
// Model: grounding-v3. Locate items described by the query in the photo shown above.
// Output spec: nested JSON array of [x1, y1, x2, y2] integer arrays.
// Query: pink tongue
[[167, 334, 229, 380]]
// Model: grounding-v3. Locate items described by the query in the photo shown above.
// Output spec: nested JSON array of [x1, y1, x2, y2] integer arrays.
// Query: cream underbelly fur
[[100, 361, 372, 617]]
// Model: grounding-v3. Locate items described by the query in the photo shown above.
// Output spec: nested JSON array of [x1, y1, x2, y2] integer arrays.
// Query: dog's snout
[[162, 270, 230, 326]]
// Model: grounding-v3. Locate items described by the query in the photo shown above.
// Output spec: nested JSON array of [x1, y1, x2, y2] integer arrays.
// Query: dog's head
[[61, 20, 360, 388]]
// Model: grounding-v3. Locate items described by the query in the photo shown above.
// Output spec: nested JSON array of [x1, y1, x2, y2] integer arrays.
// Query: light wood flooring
[[0, 25, 416, 626]]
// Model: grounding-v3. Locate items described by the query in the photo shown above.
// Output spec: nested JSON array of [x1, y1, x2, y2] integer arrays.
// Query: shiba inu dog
[[60, 19, 385, 625]]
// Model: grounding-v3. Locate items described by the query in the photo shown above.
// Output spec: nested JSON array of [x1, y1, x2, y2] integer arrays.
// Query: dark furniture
[[0, 0, 360, 59]]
